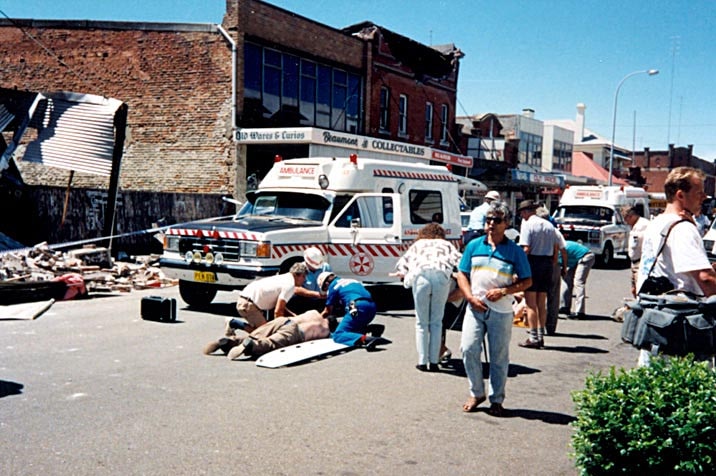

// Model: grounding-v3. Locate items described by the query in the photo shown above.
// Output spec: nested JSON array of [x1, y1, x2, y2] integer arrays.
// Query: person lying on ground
[[203, 310, 337, 360]]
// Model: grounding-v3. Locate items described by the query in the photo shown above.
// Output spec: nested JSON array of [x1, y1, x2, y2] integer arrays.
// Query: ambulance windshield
[[236, 191, 329, 222], [554, 205, 613, 224]]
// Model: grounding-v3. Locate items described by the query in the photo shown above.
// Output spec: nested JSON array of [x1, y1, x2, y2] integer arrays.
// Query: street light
[[608, 69, 659, 186]]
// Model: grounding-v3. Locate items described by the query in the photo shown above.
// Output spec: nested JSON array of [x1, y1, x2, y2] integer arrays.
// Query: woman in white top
[[394, 223, 461, 371]]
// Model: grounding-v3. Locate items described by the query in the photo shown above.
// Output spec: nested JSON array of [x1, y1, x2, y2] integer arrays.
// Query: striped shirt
[[459, 235, 531, 313]]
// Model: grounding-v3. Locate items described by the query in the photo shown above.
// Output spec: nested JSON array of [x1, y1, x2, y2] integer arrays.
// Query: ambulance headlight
[[318, 174, 329, 189], [214, 252, 224, 265], [164, 235, 180, 251], [239, 241, 271, 258], [184, 251, 193, 263], [192, 251, 202, 263], [205, 252, 214, 264]]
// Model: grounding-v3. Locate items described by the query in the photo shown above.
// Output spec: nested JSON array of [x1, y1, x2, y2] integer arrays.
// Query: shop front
[[236, 127, 474, 191]]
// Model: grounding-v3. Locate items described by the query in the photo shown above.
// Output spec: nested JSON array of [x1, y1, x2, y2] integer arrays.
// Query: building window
[[518, 131, 543, 168], [440, 104, 449, 144], [398, 94, 408, 136], [425, 102, 434, 141], [552, 140, 573, 172], [243, 41, 362, 132], [379, 87, 390, 132]]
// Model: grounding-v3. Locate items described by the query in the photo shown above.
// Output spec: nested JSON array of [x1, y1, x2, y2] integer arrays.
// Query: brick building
[[631, 144, 715, 197], [0, 0, 467, 251]]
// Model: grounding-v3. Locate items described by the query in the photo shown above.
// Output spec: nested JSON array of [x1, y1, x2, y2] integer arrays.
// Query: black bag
[[624, 294, 716, 356], [638, 276, 674, 296]]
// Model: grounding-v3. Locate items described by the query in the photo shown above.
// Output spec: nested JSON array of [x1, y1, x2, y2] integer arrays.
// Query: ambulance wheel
[[599, 243, 614, 268], [179, 280, 217, 307]]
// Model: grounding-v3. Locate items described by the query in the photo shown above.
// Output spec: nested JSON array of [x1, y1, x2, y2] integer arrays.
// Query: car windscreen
[[555, 206, 613, 224], [237, 191, 330, 221]]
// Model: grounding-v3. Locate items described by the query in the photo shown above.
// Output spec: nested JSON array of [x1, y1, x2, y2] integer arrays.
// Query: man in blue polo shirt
[[457, 201, 532, 417]]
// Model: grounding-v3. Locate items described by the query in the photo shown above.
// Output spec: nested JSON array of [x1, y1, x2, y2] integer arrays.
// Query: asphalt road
[[1, 263, 637, 475]]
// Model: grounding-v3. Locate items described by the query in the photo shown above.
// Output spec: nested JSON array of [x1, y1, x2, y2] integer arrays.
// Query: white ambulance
[[553, 185, 649, 267], [160, 155, 463, 306]]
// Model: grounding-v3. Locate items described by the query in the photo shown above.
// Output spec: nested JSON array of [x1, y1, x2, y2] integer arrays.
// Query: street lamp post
[[608, 69, 659, 186]]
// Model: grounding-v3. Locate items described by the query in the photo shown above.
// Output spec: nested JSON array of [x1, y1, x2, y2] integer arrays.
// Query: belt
[[631, 259, 640, 264], [239, 295, 257, 306]]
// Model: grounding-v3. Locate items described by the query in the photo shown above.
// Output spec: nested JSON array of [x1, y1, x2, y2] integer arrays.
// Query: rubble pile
[[0, 243, 178, 294]]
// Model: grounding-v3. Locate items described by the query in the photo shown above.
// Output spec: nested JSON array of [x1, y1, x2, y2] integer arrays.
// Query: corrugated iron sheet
[[0, 104, 14, 132], [22, 92, 123, 176]]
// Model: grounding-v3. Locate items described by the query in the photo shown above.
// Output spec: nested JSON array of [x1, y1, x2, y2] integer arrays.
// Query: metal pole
[[608, 69, 659, 186]]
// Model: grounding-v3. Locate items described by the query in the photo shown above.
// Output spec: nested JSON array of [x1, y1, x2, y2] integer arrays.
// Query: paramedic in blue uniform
[[318, 272, 390, 349]]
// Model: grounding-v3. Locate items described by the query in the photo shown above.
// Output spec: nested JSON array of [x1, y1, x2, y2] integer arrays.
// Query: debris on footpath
[[0, 243, 177, 305]]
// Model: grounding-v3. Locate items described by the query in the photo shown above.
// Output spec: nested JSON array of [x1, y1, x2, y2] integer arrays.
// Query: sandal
[[487, 403, 505, 417], [462, 395, 486, 413]]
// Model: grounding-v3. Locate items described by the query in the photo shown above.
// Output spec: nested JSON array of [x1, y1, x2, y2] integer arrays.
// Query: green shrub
[[571, 356, 716, 475]]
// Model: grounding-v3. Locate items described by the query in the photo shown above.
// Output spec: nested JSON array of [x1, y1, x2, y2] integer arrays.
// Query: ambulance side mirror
[[350, 217, 361, 229]]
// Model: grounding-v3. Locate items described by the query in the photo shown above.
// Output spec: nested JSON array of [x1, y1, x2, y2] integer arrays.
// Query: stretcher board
[[256, 338, 351, 368]]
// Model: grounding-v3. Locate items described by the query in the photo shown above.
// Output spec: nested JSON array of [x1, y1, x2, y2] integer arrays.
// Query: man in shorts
[[517, 200, 560, 349]]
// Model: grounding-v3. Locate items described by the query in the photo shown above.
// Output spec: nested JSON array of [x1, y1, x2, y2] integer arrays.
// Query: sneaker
[[558, 307, 570, 315], [227, 344, 245, 360], [224, 317, 247, 337], [364, 336, 392, 351], [203, 337, 238, 355], [366, 323, 385, 337], [518, 338, 541, 349], [440, 348, 452, 364], [224, 317, 235, 337]]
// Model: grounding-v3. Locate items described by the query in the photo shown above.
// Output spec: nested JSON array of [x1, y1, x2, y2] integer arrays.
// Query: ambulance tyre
[[179, 280, 217, 308], [599, 243, 614, 268]]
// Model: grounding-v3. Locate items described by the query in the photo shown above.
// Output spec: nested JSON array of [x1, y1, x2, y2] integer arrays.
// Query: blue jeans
[[412, 269, 450, 365], [461, 306, 513, 404]]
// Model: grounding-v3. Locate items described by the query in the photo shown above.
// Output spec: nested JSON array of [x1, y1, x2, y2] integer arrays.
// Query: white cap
[[303, 247, 325, 270], [317, 271, 335, 291], [485, 190, 500, 201]]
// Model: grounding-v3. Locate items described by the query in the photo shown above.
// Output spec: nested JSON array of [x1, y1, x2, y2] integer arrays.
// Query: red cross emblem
[[349, 252, 374, 276]]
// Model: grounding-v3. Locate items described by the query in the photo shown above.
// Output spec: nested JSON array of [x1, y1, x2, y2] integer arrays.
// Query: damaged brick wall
[[0, 20, 235, 195], [12, 186, 231, 255]]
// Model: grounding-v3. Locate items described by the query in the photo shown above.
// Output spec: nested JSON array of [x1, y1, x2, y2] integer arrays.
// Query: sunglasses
[[485, 216, 504, 224]]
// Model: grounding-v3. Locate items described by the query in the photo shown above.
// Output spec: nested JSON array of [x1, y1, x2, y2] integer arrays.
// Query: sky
[[3, 0, 716, 159]]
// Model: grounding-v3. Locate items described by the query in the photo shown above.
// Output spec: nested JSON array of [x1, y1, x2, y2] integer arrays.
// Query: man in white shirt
[[517, 200, 560, 348], [228, 262, 308, 333], [464, 190, 500, 245], [637, 167, 716, 365], [622, 205, 650, 297]]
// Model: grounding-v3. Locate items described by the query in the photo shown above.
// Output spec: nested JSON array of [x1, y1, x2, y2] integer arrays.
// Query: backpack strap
[[644, 218, 691, 279]]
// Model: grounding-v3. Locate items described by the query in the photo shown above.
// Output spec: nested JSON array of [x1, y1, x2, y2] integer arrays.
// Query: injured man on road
[[203, 310, 336, 360]]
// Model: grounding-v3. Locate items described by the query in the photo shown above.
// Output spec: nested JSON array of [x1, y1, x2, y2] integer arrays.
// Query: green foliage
[[571, 356, 716, 475]]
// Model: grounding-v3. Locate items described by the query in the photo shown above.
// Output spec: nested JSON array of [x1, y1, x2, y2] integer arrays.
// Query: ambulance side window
[[334, 196, 393, 228], [333, 197, 359, 228], [382, 188, 394, 224], [409, 190, 443, 225]]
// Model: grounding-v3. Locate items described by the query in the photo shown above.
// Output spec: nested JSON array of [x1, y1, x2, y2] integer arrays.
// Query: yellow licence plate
[[194, 271, 217, 283]]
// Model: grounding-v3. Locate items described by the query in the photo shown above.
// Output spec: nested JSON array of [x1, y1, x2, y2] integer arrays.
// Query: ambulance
[[160, 154, 463, 306], [553, 185, 649, 267]]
